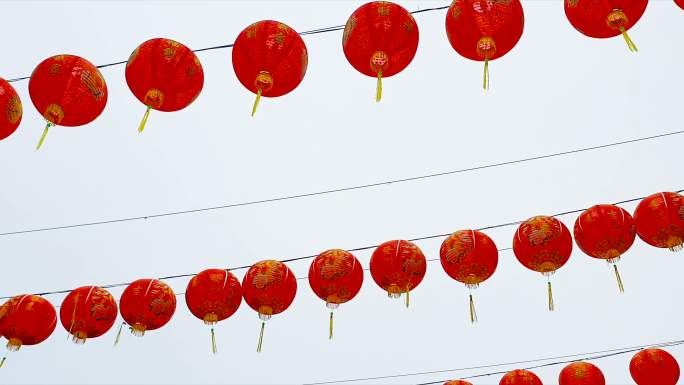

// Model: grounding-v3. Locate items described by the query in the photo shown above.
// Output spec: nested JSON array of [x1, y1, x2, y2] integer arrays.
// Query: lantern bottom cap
[[6, 338, 21, 352]]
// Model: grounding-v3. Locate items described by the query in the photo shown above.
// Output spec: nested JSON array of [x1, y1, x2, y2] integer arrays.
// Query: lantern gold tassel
[[547, 281, 555, 312], [211, 327, 217, 354], [252, 88, 262, 117], [138, 106, 152, 133], [114, 321, 125, 346], [256, 321, 265, 353], [620, 27, 638, 52], [36, 122, 53, 151], [0, 356, 6, 369], [376, 70, 383, 102], [613, 264, 625, 293], [483, 57, 490, 90], [405, 285, 410, 308], [329, 311, 334, 340], [469, 294, 478, 323]]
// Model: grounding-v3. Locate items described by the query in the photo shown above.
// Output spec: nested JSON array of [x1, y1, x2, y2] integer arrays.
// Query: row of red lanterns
[[0, 191, 682, 366], [1, 0, 681, 149]]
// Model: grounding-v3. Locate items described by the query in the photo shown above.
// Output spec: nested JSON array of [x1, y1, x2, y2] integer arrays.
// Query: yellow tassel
[[211, 327, 217, 354], [547, 281, 555, 312], [620, 27, 638, 53], [138, 106, 152, 133], [405, 285, 410, 308], [483, 57, 490, 90], [376, 70, 383, 103], [35, 122, 52, 151], [114, 322, 125, 346], [256, 321, 265, 353], [469, 294, 478, 323], [329, 311, 334, 340], [252, 88, 262, 117], [613, 264, 625, 293], [0, 356, 5, 368]]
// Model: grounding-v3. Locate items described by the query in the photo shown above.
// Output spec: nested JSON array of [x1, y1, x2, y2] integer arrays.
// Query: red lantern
[[0, 295, 56, 367], [185, 269, 242, 353], [574, 204, 636, 292], [0, 78, 22, 141], [677, 0, 684, 10], [564, 0, 648, 52], [559, 361, 606, 385], [634, 192, 684, 252], [445, 0, 524, 89], [342, 1, 419, 102], [513, 216, 572, 311], [308, 249, 363, 339], [444, 381, 472, 385], [242, 260, 297, 352], [118, 279, 176, 339], [28, 54, 107, 149], [232, 20, 307, 116], [499, 369, 543, 385], [370, 240, 426, 308], [59, 286, 117, 344], [125, 38, 204, 134], [440, 230, 498, 322], [630, 348, 680, 385]]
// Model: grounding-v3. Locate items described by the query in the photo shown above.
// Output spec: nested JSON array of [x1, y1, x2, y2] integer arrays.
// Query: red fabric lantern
[[634, 192, 684, 252], [232, 20, 308, 116], [513, 215, 572, 311], [676, 0, 684, 10], [0, 78, 22, 141], [185, 269, 242, 353], [28, 54, 107, 149], [0, 295, 56, 367], [559, 361, 606, 385], [630, 348, 680, 385], [564, 0, 648, 52], [242, 260, 297, 352], [308, 249, 363, 339], [445, 0, 524, 89], [125, 38, 204, 133], [342, 1, 419, 102], [574, 204, 636, 292], [119, 279, 176, 338], [440, 229, 498, 322], [59, 286, 117, 344], [499, 369, 543, 385], [370, 240, 426, 308], [444, 381, 473, 385]]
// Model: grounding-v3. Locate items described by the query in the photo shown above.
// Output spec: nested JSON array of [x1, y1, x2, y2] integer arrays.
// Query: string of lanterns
[[0, 0, 680, 149]]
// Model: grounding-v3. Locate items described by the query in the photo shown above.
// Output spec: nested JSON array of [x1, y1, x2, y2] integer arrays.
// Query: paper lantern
[[370, 240, 426, 308], [513, 215, 572, 311], [499, 369, 543, 385], [634, 192, 684, 252], [126, 38, 204, 133], [440, 229, 498, 322], [308, 249, 363, 339], [0, 78, 22, 141], [28, 54, 107, 150], [630, 348, 680, 385], [677, 0, 684, 10], [232, 20, 307, 116], [574, 204, 636, 292], [118, 279, 176, 339], [185, 269, 242, 353], [564, 0, 648, 52], [342, 1, 419, 101], [59, 286, 117, 344], [445, 0, 524, 89], [0, 295, 56, 368], [242, 260, 297, 352], [559, 361, 606, 385]]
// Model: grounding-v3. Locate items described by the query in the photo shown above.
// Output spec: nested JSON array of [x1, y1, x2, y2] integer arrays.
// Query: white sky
[[1, 1, 683, 384]]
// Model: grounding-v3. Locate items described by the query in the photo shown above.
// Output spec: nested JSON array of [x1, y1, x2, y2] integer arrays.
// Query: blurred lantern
[[499, 369, 543, 385], [440, 230, 498, 323], [564, 0, 648, 52], [0, 78, 22, 141], [445, 0, 524, 89], [677, 0, 684, 10], [118, 279, 176, 341], [59, 286, 117, 344], [630, 348, 680, 385], [0, 295, 56, 368], [513, 216, 573, 311], [370, 240, 426, 308], [444, 381, 473, 385], [559, 361, 606, 385], [242, 260, 297, 352], [185, 269, 242, 354], [342, 1, 419, 102], [28, 54, 107, 150], [308, 249, 363, 339], [125, 38, 204, 133], [634, 192, 684, 252], [232, 20, 308, 116], [573, 204, 636, 292]]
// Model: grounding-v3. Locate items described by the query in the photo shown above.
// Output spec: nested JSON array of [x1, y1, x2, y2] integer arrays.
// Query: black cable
[[0, 129, 681, 238]]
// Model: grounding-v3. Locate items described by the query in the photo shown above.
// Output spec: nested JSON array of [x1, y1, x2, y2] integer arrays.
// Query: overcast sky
[[1, 1, 683, 384]]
